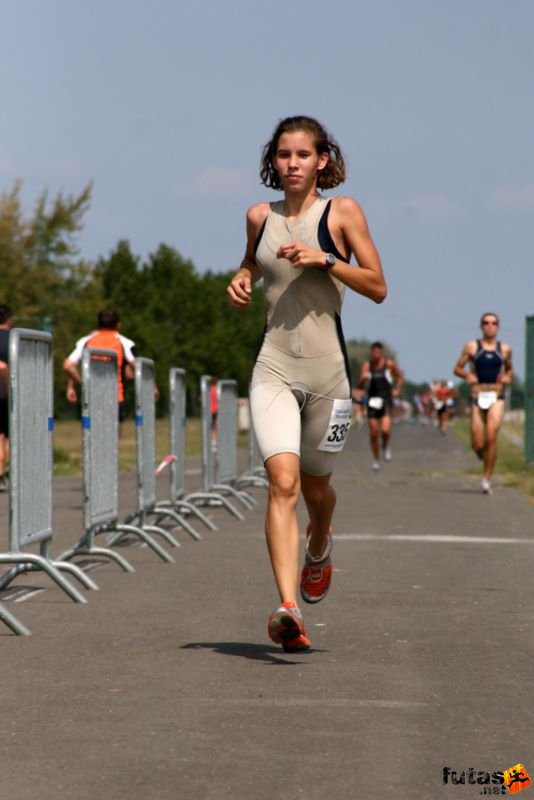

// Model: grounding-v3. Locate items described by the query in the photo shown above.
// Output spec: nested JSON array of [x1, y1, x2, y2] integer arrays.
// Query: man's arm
[[63, 358, 81, 404], [500, 345, 513, 385], [389, 360, 404, 396], [453, 342, 477, 384], [357, 361, 371, 390], [0, 361, 8, 395]]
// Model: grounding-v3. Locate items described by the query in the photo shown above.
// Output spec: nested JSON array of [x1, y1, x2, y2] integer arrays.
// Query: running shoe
[[383, 446, 392, 462], [372, 460, 380, 472], [481, 478, 492, 495], [267, 602, 311, 652], [300, 523, 333, 604]]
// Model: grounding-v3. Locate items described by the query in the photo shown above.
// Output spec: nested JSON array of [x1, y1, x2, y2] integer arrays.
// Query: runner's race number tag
[[477, 391, 498, 410], [368, 396, 384, 410], [317, 398, 352, 453]]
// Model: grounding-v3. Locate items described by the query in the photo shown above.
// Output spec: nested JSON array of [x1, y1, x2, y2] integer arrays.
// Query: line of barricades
[[0, 328, 267, 636]]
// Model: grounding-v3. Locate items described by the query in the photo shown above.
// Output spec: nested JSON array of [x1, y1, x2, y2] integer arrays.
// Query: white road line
[[335, 533, 534, 545], [193, 698, 431, 709]]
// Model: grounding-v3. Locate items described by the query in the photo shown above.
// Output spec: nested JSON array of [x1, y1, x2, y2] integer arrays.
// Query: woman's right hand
[[227, 271, 253, 308]]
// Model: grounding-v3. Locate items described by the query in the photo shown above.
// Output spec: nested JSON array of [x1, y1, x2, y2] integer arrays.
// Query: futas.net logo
[[442, 764, 532, 795]]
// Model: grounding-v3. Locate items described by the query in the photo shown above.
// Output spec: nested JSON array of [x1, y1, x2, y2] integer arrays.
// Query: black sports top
[[473, 340, 503, 384]]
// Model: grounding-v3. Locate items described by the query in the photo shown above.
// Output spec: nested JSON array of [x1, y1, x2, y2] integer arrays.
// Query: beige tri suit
[[250, 197, 353, 476]]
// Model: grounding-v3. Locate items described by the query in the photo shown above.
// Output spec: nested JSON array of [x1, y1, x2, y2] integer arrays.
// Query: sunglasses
[[482, 320, 498, 326]]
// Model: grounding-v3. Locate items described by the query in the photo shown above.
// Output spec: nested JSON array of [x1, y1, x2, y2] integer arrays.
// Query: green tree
[[97, 243, 265, 414], [0, 181, 97, 416]]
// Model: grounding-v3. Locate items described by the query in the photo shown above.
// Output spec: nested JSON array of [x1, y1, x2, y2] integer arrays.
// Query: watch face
[[326, 253, 336, 268]]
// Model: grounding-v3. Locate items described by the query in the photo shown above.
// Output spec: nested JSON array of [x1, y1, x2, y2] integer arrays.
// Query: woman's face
[[272, 130, 328, 194]]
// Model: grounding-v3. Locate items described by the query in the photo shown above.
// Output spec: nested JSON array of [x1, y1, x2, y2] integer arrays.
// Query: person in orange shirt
[[63, 308, 137, 422], [432, 380, 455, 435]]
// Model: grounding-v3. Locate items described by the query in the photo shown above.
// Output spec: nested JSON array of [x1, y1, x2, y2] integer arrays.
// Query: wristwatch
[[322, 253, 336, 271]]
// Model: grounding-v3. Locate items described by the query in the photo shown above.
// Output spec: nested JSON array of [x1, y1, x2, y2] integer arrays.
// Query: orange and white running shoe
[[268, 601, 311, 652], [300, 523, 333, 604]]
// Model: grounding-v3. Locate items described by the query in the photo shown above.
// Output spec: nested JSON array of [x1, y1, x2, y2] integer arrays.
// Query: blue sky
[[1, 0, 533, 383]]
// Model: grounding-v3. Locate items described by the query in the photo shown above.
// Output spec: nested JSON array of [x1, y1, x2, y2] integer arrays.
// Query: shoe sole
[[268, 610, 310, 651]]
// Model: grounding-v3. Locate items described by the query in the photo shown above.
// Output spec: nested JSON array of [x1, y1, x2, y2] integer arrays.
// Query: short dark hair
[[260, 115, 346, 191], [97, 309, 120, 330], [371, 341, 383, 350], [0, 305, 13, 325], [480, 312, 499, 327]]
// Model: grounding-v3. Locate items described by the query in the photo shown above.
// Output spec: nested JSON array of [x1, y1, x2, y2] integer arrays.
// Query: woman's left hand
[[276, 241, 324, 269]]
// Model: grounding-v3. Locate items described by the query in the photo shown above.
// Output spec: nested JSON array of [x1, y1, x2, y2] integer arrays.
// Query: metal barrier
[[183, 375, 243, 519], [215, 380, 255, 508], [184, 375, 252, 518], [153, 368, 216, 532], [0, 601, 31, 636], [237, 407, 268, 490], [0, 329, 92, 610], [58, 348, 173, 567], [525, 315, 534, 464], [118, 357, 201, 545]]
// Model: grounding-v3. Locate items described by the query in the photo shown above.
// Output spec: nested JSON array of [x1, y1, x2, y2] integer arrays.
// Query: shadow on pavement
[[181, 641, 322, 665]]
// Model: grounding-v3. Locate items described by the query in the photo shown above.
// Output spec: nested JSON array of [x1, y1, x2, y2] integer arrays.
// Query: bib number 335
[[317, 399, 352, 453]]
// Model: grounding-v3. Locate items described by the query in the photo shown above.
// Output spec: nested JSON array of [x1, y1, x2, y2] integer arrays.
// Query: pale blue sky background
[[1, 0, 533, 383]]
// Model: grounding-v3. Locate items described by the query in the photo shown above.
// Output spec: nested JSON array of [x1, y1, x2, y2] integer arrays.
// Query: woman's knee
[[266, 457, 301, 502]]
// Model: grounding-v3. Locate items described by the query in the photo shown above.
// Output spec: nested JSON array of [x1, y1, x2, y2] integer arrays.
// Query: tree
[[0, 181, 96, 416], [96, 243, 265, 413]]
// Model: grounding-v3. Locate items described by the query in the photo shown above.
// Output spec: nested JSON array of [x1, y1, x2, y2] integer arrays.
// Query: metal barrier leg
[[185, 491, 245, 521], [155, 500, 218, 532], [143, 524, 186, 549], [0, 555, 89, 604], [211, 483, 256, 510], [236, 473, 269, 491], [104, 524, 174, 563], [50, 560, 99, 591], [119, 513, 182, 548], [0, 602, 31, 636], [174, 501, 218, 531], [58, 545, 135, 574], [152, 505, 202, 542]]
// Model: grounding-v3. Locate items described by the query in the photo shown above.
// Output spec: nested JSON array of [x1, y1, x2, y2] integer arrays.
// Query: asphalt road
[[1, 422, 533, 799]]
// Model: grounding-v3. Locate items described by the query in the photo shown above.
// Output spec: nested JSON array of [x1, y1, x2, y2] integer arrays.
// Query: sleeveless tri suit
[[250, 197, 353, 476], [471, 339, 505, 409]]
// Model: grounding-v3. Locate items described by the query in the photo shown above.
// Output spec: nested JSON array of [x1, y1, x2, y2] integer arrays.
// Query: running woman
[[454, 312, 513, 494], [227, 115, 386, 652]]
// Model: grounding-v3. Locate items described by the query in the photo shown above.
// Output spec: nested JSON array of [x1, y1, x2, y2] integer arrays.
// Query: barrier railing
[[185, 375, 252, 519], [58, 348, 171, 568], [215, 380, 255, 508], [119, 358, 201, 545], [525, 315, 534, 464], [237, 416, 268, 490], [153, 368, 216, 532], [0, 601, 31, 636], [0, 329, 91, 609]]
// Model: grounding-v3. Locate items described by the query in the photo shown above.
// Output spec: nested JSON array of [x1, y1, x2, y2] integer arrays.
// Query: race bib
[[477, 391, 498, 410], [317, 398, 352, 452], [368, 396, 384, 410]]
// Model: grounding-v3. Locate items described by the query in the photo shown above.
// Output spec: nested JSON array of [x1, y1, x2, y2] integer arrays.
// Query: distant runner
[[453, 312, 513, 494], [432, 380, 457, 435], [357, 342, 403, 471]]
